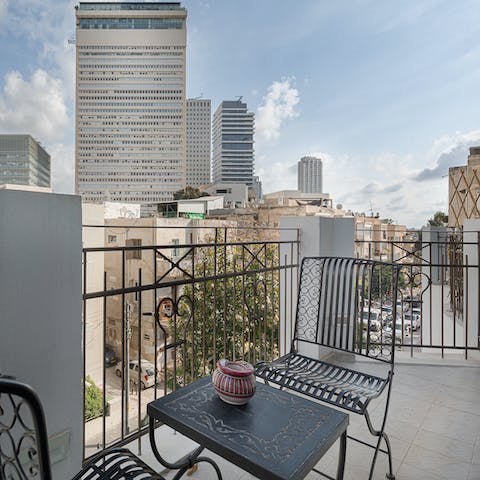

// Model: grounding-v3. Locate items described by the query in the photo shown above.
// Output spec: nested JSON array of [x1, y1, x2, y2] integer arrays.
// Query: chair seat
[[73, 448, 165, 480], [255, 353, 389, 414]]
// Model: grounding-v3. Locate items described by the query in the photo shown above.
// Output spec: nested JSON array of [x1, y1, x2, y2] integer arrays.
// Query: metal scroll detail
[[0, 392, 40, 479], [161, 382, 331, 464]]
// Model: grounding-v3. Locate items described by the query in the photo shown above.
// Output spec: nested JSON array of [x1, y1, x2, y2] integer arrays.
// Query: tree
[[173, 186, 210, 200], [371, 265, 406, 299], [84, 376, 104, 421], [427, 211, 447, 227], [166, 236, 280, 389]]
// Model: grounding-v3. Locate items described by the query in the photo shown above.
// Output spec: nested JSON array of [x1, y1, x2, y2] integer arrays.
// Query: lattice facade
[[448, 147, 480, 228]]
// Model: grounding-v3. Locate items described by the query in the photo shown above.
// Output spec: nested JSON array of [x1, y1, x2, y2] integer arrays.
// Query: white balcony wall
[[0, 190, 83, 479], [463, 219, 480, 349], [279, 217, 354, 358]]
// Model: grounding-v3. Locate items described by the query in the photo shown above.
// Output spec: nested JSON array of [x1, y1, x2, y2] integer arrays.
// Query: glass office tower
[[0, 134, 50, 187], [212, 100, 255, 186]]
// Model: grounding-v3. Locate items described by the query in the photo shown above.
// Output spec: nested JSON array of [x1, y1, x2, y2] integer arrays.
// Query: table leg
[[336, 431, 347, 480], [149, 417, 222, 480]]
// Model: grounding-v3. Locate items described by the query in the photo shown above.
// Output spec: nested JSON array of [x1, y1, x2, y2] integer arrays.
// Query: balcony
[[123, 361, 480, 480], [1, 190, 479, 479]]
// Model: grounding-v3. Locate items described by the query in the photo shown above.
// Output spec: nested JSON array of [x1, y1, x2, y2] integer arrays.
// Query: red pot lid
[[217, 359, 254, 377]]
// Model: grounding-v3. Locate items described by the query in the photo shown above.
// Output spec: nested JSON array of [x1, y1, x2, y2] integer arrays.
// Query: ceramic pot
[[212, 359, 256, 405]]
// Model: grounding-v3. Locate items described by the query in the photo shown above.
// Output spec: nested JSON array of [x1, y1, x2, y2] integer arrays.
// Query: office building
[[0, 134, 50, 187], [212, 100, 254, 186], [186, 98, 211, 187], [298, 156, 323, 193], [75, 2, 187, 204]]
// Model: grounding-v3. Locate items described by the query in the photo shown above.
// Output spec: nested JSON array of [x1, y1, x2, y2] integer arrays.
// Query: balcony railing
[[82, 226, 299, 459], [355, 229, 480, 358], [82, 223, 480, 461]]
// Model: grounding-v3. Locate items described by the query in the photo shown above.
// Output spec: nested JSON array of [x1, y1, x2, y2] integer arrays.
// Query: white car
[[385, 322, 410, 344], [115, 360, 160, 389], [403, 312, 420, 331]]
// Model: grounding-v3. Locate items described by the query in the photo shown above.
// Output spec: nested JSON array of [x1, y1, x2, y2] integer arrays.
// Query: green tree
[[428, 211, 447, 227], [173, 186, 210, 200], [84, 376, 104, 421], [371, 265, 406, 299], [167, 237, 280, 389]]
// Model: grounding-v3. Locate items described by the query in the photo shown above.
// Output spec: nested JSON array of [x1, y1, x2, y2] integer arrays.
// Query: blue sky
[[0, 0, 479, 226]]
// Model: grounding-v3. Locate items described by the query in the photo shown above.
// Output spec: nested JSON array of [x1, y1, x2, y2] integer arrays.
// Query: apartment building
[[449, 146, 480, 228], [298, 156, 323, 194], [75, 2, 187, 204]]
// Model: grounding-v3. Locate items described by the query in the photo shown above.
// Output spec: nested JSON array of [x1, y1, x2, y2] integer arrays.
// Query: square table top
[[147, 377, 349, 480]]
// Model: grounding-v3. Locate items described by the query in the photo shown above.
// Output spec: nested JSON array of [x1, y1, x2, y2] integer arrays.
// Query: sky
[[0, 0, 479, 227]]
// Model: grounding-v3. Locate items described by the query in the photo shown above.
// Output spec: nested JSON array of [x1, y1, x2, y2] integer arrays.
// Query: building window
[[126, 238, 142, 260], [108, 235, 117, 243], [172, 238, 179, 257]]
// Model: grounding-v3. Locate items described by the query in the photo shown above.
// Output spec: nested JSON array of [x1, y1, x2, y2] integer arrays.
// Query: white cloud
[[256, 78, 299, 141], [49, 142, 75, 194], [0, 1, 76, 193], [257, 160, 297, 194], [0, 69, 69, 142], [0, 68, 74, 194], [258, 130, 480, 228]]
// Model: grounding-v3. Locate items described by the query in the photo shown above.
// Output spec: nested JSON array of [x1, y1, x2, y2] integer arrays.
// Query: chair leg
[[364, 380, 395, 480]]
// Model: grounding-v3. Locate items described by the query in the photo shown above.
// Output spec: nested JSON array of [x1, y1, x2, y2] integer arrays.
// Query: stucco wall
[[0, 190, 83, 479]]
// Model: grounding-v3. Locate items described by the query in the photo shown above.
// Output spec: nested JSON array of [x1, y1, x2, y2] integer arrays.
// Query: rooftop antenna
[[236, 95, 243, 102], [369, 201, 375, 217]]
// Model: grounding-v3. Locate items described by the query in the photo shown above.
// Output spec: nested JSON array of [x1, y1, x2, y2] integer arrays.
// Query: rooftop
[[78, 2, 183, 11]]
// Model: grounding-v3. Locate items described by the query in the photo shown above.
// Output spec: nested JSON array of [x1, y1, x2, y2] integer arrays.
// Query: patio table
[[147, 376, 349, 480]]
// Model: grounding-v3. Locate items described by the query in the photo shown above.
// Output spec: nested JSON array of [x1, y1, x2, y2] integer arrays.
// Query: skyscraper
[[0, 134, 50, 187], [212, 100, 254, 186], [298, 156, 323, 193], [75, 2, 187, 204], [186, 98, 211, 187]]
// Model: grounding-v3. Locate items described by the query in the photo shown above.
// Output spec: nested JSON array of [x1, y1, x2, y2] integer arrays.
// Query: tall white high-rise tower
[[298, 156, 323, 193], [75, 2, 187, 203], [186, 98, 211, 187]]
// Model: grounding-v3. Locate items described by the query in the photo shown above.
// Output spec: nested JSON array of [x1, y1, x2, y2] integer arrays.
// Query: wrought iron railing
[[82, 225, 299, 460], [355, 229, 480, 358]]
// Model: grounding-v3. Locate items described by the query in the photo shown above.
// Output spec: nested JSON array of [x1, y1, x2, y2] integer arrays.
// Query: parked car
[[403, 312, 420, 331], [385, 322, 410, 344], [105, 345, 118, 367], [360, 308, 382, 332], [411, 307, 422, 317], [115, 360, 160, 389]]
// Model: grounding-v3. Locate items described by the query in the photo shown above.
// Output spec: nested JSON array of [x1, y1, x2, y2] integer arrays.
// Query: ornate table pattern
[[148, 377, 348, 480]]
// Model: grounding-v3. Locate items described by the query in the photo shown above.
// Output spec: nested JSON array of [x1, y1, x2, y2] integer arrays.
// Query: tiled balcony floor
[[128, 361, 480, 480]]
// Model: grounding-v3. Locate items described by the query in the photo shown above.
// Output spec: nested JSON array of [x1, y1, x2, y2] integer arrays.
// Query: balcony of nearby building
[[1, 190, 479, 480]]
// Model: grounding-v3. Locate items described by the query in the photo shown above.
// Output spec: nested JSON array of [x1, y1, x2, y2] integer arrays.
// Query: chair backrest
[[293, 257, 402, 363], [0, 376, 52, 480]]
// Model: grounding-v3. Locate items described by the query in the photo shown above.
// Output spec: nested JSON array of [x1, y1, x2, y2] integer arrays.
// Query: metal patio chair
[[255, 257, 402, 480], [0, 375, 221, 479]]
